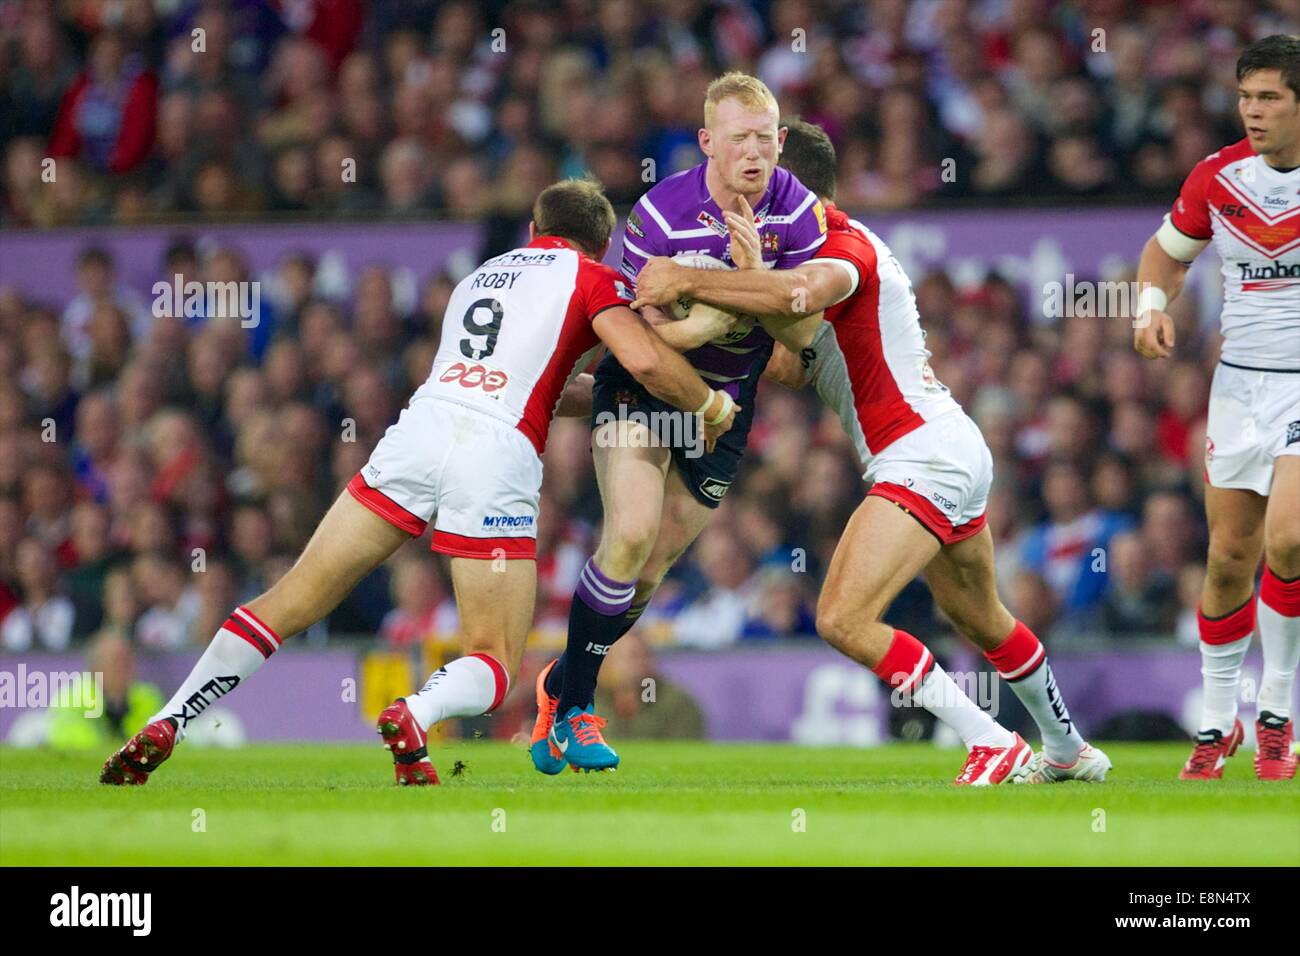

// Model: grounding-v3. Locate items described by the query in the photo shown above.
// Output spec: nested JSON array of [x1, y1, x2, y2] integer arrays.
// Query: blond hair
[[704, 72, 779, 127]]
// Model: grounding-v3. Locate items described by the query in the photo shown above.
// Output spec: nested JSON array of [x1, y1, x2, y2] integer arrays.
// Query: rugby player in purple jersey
[[531, 73, 829, 772]]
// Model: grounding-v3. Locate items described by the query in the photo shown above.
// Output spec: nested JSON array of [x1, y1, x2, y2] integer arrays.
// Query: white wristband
[[705, 390, 734, 426], [694, 390, 715, 417], [1136, 285, 1168, 316]]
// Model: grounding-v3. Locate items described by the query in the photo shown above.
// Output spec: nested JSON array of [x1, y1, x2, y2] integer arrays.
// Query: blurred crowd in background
[[0, 232, 1222, 654], [3, 0, 1290, 655], [3, 0, 1299, 228]]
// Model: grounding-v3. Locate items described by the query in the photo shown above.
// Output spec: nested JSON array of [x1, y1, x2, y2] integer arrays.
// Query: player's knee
[[598, 521, 657, 577], [1264, 523, 1300, 577], [816, 589, 883, 649], [460, 636, 515, 677], [1204, 537, 1259, 589]]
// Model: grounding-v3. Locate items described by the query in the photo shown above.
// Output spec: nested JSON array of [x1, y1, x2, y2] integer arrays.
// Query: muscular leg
[[451, 557, 537, 675], [925, 527, 1088, 764], [1258, 456, 1300, 724], [591, 419, 671, 581], [555, 420, 670, 715], [817, 497, 1013, 752], [246, 493, 414, 638], [153, 493, 412, 738], [630, 464, 715, 604], [402, 557, 536, 730], [546, 461, 714, 703], [1196, 485, 1267, 734], [817, 497, 940, 666], [1202, 485, 1267, 615], [922, 527, 1015, 651]]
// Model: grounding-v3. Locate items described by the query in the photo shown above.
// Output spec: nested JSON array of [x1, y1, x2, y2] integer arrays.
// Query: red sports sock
[[1197, 597, 1257, 645], [871, 629, 934, 695], [222, 606, 283, 659], [1260, 565, 1300, 617], [983, 620, 1045, 681]]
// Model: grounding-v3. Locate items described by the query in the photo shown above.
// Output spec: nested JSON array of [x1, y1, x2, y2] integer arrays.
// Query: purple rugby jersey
[[620, 163, 828, 397]]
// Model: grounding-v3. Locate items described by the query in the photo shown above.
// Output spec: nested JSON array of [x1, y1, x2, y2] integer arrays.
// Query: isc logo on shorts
[[1288, 421, 1300, 446], [699, 478, 731, 501]]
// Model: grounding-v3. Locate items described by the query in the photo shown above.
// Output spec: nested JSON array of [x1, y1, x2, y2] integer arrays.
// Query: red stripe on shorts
[[868, 481, 986, 546], [431, 530, 535, 560], [346, 473, 426, 536]]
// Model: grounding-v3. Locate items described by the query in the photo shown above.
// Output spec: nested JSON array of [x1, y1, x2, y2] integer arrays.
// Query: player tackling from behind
[[100, 178, 736, 786], [634, 120, 1111, 784], [1133, 35, 1299, 781]]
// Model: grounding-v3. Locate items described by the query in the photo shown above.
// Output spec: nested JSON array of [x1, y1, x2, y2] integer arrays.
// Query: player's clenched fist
[[1133, 309, 1176, 359], [630, 256, 685, 311]]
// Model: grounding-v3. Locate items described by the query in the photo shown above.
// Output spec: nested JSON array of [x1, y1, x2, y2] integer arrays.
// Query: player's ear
[[527, 220, 537, 241], [777, 126, 787, 153], [698, 127, 712, 156]]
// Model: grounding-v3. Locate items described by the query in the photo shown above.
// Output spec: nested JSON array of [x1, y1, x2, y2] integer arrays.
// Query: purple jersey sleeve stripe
[[784, 233, 828, 257]]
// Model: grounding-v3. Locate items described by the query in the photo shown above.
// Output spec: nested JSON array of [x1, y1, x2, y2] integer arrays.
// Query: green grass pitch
[[1, 742, 1296, 865]]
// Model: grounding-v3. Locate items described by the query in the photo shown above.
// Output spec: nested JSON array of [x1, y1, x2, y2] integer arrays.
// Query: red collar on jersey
[[823, 202, 851, 231], [527, 235, 585, 255]]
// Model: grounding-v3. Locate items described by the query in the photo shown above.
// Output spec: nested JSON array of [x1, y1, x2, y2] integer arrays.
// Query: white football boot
[[1015, 744, 1112, 783]]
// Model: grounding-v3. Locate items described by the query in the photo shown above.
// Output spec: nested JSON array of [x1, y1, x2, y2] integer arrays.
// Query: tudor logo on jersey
[[1171, 138, 1300, 370]]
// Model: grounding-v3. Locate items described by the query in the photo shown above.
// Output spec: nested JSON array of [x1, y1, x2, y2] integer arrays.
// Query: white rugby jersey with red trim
[[1169, 137, 1300, 370], [807, 204, 961, 471], [412, 236, 632, 454]]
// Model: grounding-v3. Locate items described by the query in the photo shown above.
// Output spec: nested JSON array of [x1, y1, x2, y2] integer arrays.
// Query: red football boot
[[100, 718, 177, 786], [377, 699, 440, 786], [1254, 712, 1297, 781], [1179, 718, 1244, 780], [953, 732, 1032, 786]]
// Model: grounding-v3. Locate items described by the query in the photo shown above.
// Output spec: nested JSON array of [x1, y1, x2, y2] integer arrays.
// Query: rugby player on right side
[[1133, 35, 1299, 781], [636, 121, 1110, 785]]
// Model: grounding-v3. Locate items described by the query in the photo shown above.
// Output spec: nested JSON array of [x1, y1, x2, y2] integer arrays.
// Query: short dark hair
[[531, 177, 616, 258], [778, 118, 838, 202], [1236, 34, 1300, 100]]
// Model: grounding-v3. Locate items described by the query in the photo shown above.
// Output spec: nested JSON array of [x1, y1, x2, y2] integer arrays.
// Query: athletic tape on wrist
[[705, 391, 734, 426]]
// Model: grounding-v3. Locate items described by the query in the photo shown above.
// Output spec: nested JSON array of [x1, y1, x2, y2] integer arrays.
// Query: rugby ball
[[667, 253, 755, 344], [669, 253, 733, 320]]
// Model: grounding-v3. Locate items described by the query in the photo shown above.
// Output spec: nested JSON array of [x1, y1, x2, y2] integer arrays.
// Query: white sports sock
[[984, 621, 1086, 764], [1258, 600, 1300, 720], [1007, 662, 1087, 765], [150, 607, 280, 740], [1199, 633, 1251, 733], [912, 666, 1014, 750], [404, 653, 508, 731]]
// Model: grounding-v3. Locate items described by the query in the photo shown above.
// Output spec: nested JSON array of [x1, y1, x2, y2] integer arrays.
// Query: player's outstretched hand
[[1133, 309, 1175, 359], [724, 195, 762, 270], [631, 257, 684, 311]]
